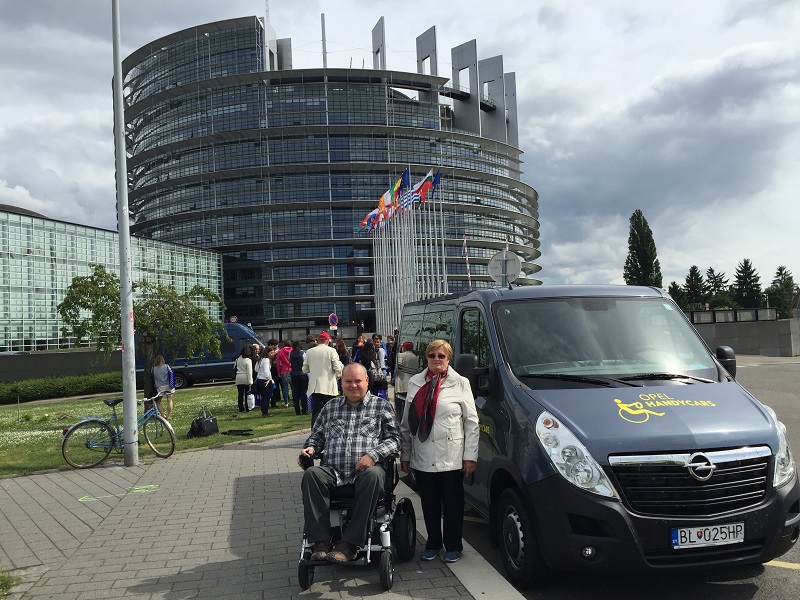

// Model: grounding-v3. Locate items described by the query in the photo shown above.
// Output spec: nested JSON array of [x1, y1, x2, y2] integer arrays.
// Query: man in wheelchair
[[298, 362, 401, 563]]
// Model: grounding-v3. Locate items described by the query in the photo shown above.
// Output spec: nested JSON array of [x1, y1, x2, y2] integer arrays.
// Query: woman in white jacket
[[400, 339, 479, 564]]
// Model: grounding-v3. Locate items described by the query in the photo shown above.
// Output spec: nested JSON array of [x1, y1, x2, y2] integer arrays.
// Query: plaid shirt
[[304, 392, 401, 485]]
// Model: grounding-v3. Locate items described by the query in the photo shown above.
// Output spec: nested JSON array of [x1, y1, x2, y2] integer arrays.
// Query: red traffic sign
[[328, 313, 338, 327]]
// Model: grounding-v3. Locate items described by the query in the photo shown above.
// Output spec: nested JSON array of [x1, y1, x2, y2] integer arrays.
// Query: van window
[[494, 297, 716, 380], [220, 337, 236, 356], [461, 309, 493, 368]]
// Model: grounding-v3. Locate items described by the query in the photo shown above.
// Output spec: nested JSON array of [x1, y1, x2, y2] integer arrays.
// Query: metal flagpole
[[438, 176, 447, 294], [112, 0, 139, 466]]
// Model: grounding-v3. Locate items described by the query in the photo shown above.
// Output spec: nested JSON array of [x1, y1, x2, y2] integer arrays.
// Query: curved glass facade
[[123, 16, 540, 331]]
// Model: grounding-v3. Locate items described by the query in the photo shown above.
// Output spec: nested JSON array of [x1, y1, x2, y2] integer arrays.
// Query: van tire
[[496, 487, 551, 589], [173, 372, 188, 389]]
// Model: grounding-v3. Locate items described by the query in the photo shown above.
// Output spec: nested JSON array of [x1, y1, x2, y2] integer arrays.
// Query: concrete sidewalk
[[0, 432, 522, 599]]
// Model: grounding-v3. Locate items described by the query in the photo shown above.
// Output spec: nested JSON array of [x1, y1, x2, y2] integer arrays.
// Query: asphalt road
[[462, 357, 800, 599]]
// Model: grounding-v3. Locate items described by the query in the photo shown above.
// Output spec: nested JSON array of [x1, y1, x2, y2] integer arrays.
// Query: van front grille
[[608, 447, 771, 517]]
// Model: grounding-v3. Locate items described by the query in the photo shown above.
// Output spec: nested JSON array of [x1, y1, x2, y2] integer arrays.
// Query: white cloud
[[0, 0, 797, 287]]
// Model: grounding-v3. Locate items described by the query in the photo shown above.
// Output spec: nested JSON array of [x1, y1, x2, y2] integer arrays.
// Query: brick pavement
[[0, 431, 513, 599]]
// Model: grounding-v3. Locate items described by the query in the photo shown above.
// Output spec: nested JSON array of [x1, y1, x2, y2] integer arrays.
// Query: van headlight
[[763, 405, 796, 488], [535, 411, 618, 499]]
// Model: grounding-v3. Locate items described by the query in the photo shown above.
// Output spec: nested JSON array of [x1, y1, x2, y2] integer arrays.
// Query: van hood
[[525, 381, 778, 462]]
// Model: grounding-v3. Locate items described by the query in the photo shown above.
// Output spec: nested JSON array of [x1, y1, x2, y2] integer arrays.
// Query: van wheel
[[173, 372, 188, 389], [496, 487, 551, 589]]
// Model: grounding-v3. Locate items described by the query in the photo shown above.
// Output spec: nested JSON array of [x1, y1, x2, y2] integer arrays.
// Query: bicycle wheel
[[142, 414, 176, 458], [62, 419, 115, 468]]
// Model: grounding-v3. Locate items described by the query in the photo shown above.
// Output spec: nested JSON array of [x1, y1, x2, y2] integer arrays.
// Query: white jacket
[[302, 344, 343, 396], [400, 367, 479, 473]]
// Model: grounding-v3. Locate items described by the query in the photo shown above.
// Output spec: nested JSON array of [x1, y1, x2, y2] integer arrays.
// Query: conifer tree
[[623, 209, 662, 287], [731, 259, 762, 308]]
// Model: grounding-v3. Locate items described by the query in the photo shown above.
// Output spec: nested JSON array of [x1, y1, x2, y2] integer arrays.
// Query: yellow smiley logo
[[615, 399, 666, 423]]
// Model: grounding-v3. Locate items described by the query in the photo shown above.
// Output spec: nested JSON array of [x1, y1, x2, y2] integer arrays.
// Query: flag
[[392, 168, 410, 204], [413, 168, 441, 204]]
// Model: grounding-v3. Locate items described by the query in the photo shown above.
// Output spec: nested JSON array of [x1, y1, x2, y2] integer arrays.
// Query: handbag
[[370, 361, 387, 382], [187, 405, 219, 438], [167, 366, 176, 389], [246, 390, 256, 411]]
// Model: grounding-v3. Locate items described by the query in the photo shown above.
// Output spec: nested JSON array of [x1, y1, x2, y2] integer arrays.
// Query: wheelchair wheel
[[379, 549, 394, 590], [298, 562, 315, 590], [392, 497, 417, 562]]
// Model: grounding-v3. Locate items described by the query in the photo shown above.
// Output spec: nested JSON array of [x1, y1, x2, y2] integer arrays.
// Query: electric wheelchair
[[298, 454, 417, 591]]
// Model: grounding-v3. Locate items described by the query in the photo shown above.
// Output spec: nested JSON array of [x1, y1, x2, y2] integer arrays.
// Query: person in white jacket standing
[[303, 331, 344, 426], [400, 339, 479, 564]]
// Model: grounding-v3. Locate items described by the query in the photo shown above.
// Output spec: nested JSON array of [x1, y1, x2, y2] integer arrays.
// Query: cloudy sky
[[0, 0, 797, 288]]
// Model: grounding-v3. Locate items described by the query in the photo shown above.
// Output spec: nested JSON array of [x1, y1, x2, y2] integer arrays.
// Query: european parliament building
[[123, 16, 540, 332], [0, 205, 222, 352]]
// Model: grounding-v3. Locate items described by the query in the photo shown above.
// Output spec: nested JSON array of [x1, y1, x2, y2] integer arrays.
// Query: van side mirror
[[715, 346, 736, 378], [454, 353, 489, 394]]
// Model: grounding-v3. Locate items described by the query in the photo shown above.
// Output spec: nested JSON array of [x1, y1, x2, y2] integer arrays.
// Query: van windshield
[[494, 296, 717, 380]]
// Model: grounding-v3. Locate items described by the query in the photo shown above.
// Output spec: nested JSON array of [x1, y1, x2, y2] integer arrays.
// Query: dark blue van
[[399, 285, 799, 588], [136, 322, 264, 389]]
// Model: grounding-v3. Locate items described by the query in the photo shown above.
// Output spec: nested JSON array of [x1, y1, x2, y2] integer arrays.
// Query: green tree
[[683, 265, 706, 309], [705, 268, 729, 296], [623, 209, 663, 287], [58, 264, 226, 394], [765, 266, 795, 319], [668, 281, 688, 310], [730, 259, 762, 308]]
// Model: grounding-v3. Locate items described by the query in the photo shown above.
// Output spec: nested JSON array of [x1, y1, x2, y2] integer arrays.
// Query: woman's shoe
[[420, 548, 441, 561], [442, 550, 462, 563]]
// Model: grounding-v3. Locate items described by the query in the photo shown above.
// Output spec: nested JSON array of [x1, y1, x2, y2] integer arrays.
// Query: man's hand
[[463, 460, 476, 476], [400, 460, 410, 473], [355, 454, 376, 471], [298, 446, 314, 467]]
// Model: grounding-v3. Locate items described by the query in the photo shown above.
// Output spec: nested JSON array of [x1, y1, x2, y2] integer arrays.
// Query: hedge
[[0, 372, 123, 405]]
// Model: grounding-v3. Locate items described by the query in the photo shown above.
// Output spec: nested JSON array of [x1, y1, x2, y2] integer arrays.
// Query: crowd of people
[[234, 331, 402, 419]]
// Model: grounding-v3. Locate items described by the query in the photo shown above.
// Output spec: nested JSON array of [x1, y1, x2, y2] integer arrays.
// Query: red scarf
[[409, 369, 446, 442]]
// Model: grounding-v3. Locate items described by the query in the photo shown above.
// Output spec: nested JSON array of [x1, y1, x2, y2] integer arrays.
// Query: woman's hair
[[335, 338, 348, 355], [154, 355, 165, 366], [240, 347, 251, 358], [260, 346, 271, 359], [292, 339, 302, 350], [425, 339, 453, 361]]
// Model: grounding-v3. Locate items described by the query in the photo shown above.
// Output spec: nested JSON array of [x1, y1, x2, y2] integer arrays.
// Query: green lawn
[[0, 385, 310, 477]]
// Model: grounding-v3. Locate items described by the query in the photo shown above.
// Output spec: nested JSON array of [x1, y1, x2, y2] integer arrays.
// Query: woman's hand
[[400, 460, 410, 473], [463, 460, 476, 476]]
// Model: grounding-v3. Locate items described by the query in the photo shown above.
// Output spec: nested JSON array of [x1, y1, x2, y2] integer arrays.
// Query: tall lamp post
[[112, 0, 138, 466]]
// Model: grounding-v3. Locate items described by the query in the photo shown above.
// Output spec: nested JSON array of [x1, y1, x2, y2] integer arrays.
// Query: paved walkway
[[0, 431, 522, 599]]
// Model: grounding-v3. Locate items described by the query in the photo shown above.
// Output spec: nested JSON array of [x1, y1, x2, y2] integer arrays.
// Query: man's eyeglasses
[[427, 353, 448, 359]]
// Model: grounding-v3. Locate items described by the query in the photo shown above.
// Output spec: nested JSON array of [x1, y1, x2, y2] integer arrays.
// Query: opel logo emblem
[[686, 452, 716, 482]]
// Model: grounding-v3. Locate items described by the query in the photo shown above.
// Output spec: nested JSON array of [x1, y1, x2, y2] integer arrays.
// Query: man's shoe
[[420, 547, 441, 561], [310, 541, 331, 561], [326, 540, 358, 563], [442, 550, 462, 563]]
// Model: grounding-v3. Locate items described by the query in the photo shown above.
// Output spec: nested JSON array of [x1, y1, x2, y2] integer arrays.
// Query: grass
[[0, 385, 310, 477], [0, 569, 20, 598]]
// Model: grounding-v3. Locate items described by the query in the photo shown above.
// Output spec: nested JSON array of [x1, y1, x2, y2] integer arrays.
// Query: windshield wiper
[[617, 373, 716, 384], [519, 373, 638, 387]]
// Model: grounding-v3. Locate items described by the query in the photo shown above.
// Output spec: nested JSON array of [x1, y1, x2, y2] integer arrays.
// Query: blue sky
[[0, 0, 797, 288]]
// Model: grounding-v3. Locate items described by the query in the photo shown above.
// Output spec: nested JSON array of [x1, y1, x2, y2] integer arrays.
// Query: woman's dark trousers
[[257, 379, 274, 415], [413, 469, 465, 552], [236, 384, 249, 412]]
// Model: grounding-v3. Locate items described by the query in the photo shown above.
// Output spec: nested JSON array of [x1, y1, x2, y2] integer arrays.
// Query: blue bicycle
[[61, 392, 176, 468]]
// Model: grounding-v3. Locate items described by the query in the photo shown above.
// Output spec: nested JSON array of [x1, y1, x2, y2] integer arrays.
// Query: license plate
[[671, 522, 744, 549]]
